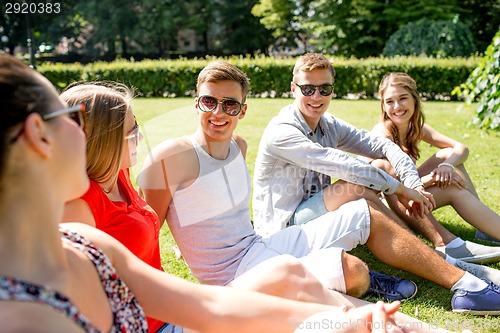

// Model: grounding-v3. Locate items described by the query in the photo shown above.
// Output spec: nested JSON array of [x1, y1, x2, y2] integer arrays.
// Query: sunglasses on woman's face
[[124, 117, 140, 144], [293, 83, 334, 97], [42, 104, 87, 131], [197, 95, 244, 116], [9, 104, 87, 143]]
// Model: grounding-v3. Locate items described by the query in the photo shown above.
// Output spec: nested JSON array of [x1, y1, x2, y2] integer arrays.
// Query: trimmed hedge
[[38, 55, 479, 100]]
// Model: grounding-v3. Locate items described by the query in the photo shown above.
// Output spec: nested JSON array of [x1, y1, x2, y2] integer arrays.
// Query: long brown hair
[[60, 82, 133, 187], [379, 72, 425, 160]]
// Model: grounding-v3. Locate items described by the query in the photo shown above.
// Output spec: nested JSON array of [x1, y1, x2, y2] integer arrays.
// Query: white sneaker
[[455, 259, 500, 285], [437, 240, 500, 264]]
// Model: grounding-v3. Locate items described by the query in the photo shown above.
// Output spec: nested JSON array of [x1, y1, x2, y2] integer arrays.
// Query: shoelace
[[486, 279, 500, 292], [369, 272, 400, 295], [457, 261, 479, 276]]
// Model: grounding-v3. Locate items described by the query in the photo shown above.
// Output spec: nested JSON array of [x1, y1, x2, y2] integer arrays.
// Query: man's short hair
[[197, 61, 250, 102], [292, 53, 336, 82]]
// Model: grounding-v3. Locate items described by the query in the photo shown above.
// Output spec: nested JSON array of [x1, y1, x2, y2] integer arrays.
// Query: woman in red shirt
[[61, 82, 165, 332]]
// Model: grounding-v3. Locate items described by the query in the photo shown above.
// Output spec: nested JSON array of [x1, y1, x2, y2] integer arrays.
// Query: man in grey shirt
[[252, 52, 500, 314]]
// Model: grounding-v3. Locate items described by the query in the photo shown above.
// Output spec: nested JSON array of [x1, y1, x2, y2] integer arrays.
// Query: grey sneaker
[[455, 259, 500, 285], [437, 241, 500, 264], [476, 229, 500, 245]]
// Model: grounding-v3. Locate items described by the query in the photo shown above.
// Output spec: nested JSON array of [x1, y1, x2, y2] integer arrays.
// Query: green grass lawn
[[131, 97, 500, 332]]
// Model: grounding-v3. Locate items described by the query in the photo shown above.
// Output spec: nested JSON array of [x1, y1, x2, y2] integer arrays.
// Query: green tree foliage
[[0, 0, 79, 56], [132, 0, 183, 57], [217, 1, 273, 55], [455, 0, 500, 54], [383, 18, 475, 58], [252, 0, 313, 51], [309, 0, 463, 57], [454, 30, 500, 130]]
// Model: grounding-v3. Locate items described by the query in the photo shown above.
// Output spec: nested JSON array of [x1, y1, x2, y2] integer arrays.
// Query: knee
[[342, 252, 370, 297], [371, 159, 395, 177], [324, 180, 378, 203], [435, 148, 455, 160]]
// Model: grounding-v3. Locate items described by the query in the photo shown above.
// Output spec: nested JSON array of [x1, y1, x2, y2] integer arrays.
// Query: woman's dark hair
[[0, 53, 51, 178]]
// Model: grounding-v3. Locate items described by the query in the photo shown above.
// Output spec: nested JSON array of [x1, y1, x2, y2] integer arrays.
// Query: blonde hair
[[378, 72, 424, 160], [292, 53, 336, 82], [196, 61, 250, 102], [60, 82, 133, 186]]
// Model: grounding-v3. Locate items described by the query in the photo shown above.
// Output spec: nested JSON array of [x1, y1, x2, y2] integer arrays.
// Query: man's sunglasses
[[9, 104, 86, 143], [293, 83, 334, 97], [197, 95, 244, 116]]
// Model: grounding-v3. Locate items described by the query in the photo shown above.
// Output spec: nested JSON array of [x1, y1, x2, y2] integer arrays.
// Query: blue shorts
[[289, 190, 328, 226]]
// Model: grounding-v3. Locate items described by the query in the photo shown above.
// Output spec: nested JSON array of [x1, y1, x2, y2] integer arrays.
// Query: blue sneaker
[[452, 279, 500, 315], [366, 271, 417, 301], [475, 229, 500, 245]]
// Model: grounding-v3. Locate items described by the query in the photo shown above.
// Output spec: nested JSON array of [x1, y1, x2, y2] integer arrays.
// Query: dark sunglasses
[[197, 95, 244, 116], [294, 83, 334, 97], [9, 104, 86, 143]]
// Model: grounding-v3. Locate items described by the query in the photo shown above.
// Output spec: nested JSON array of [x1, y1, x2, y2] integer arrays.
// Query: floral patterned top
[[0, 227, 148, 332]]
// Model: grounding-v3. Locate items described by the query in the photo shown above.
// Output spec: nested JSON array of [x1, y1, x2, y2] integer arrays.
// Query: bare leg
[[372, 158, 457, 247], [430, 185, 500, 239], [364, 202, 464, 289], [384, 193, 456, 247]]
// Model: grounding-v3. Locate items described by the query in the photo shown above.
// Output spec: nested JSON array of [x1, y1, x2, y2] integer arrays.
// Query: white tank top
[[167, 137, 260, 285]]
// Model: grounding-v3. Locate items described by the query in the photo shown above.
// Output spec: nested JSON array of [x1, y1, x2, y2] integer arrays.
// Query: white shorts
[[235, 199, 370, 292]]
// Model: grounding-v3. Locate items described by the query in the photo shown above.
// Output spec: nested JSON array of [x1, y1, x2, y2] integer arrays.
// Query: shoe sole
[[458, 253, 500, 264], [453, 309, 500, 315]]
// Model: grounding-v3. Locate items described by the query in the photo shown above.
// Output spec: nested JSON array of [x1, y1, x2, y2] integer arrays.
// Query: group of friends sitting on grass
[[1, 51, 499, 332]]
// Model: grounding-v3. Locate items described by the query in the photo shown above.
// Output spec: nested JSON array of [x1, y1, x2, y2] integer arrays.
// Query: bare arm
[[421, 124, 468, 188], [139, 137, 199, 225], [422, 124, 469, 166]]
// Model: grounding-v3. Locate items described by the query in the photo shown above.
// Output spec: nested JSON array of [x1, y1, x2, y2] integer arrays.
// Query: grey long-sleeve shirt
[[252, 103, 423, 237]]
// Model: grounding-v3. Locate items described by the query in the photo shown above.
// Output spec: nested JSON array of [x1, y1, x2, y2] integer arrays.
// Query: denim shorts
[[156, 323, 183, 333], [289, 190, 328, 226]]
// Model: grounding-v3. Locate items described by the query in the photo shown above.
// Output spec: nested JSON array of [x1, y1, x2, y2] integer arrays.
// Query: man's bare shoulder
[[139, 136, 199, 189], [147, 136, 195, 163]]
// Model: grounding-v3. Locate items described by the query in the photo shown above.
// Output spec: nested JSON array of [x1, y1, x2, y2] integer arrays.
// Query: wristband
[[438, 162, 455, 171]]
